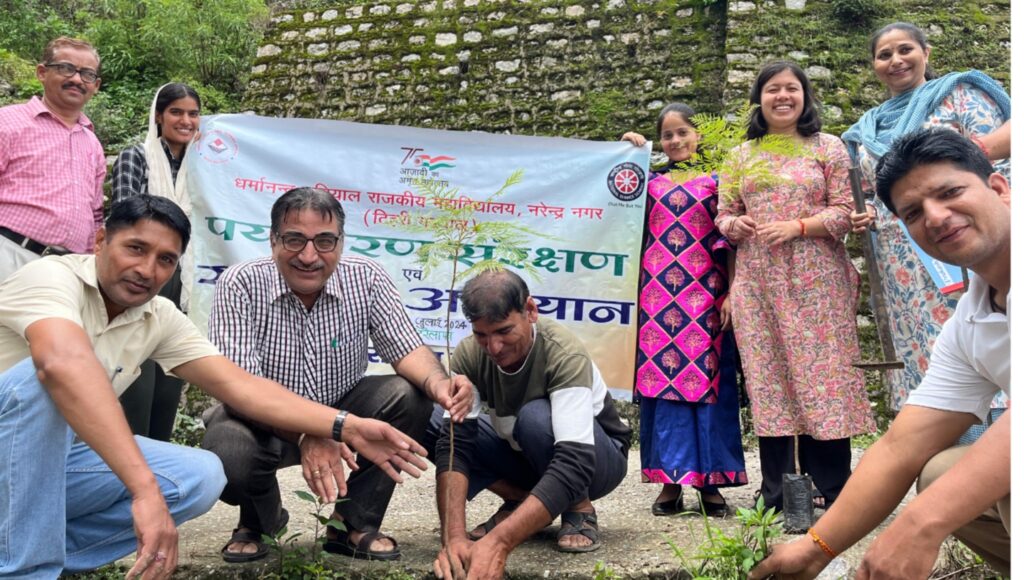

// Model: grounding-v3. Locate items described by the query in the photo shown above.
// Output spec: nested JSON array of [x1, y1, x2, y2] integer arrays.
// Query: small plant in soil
[[671, 495, 783, 579]]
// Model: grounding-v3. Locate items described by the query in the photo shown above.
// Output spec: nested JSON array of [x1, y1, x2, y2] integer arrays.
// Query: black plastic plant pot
[[782, 473, 814, 534]]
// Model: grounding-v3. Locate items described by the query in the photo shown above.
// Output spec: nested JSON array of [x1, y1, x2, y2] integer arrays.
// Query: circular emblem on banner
[[197, 130, 239, 164], [607, 162, 645, 201]]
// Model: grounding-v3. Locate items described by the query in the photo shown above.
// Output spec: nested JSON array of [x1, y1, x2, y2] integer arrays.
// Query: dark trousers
[[757, 435, 851, 511], [424, 399, 628, 510], [201, 374, 432, 533], [119, 267, 184, 441]]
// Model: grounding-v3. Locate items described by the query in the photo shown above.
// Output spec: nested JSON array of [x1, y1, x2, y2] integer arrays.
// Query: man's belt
[[0, 227, 71, 257]]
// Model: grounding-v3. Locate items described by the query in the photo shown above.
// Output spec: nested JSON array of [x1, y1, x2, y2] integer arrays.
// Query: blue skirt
[[638, 332, 748, 487]]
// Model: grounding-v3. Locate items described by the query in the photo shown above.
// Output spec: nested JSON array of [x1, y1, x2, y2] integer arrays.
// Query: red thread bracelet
[[797, 218, 806, 237]]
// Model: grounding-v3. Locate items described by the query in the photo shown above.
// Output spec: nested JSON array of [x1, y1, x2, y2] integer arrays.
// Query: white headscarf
[[142, 83, 196, 312]]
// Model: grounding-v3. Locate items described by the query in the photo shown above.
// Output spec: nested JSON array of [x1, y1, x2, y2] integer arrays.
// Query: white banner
[[186, 114, 650, 390]]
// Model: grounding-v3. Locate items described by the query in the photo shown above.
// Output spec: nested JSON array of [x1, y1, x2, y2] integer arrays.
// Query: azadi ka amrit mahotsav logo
[[414, 154, 456, 170]]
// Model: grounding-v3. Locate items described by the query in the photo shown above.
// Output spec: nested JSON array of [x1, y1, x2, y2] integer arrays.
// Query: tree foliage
[[0, 0, 267, 152], [671, 103, 811, 205]]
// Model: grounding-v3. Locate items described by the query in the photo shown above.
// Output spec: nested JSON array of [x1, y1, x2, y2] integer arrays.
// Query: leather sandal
[[468, 498, 522, 541], [325, 529, 401, 561], [220, 508, 289, 563], [556, 511, 601, 553]]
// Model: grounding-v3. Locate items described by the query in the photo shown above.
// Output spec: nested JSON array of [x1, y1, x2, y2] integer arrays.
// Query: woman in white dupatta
[[110, 82, 200, 441]]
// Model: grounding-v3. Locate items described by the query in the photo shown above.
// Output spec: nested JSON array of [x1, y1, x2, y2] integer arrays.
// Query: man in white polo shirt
[[751, 128, 1010, 579]]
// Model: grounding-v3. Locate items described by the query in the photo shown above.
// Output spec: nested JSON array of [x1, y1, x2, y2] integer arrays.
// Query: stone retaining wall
[[246, 0, 1009, 140]]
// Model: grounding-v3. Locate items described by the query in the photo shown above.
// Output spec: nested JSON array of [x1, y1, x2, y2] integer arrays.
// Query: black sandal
[[468, 498, 522, 541], [220, 508, 289, 563], [324, 529, 401, 561], [556, 511, 601, 553]]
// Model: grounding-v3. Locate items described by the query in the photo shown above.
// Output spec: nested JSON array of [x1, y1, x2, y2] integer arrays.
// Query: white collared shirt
[[906, 276, 1010, 421]]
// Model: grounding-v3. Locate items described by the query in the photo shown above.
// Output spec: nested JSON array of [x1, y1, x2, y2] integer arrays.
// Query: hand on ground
[[855, 519, 941, 579], [126, 493, 178, 580], [433, 536, 473, 580], [748, 535, 831, 580]]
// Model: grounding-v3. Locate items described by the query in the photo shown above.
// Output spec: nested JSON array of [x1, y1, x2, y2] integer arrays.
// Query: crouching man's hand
[[342, 415, 429, 483], [126, 491, 178, 580], [299, 435, 357, 503], [433, 535, 473, 580]]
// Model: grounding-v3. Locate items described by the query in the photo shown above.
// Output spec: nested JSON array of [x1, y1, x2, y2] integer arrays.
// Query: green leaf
[[294, 490, 317, 503]]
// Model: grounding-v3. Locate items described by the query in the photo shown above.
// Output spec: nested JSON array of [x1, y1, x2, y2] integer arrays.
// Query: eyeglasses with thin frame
[[276, 233, 341, 253], [44, 62, 100, 84]]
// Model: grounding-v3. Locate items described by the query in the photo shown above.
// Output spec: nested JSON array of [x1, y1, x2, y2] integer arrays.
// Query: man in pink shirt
[[0, 37, 106, 280]]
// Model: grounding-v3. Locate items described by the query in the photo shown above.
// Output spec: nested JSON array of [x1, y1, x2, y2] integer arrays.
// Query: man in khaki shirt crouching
[[0, 195, 429, 579]]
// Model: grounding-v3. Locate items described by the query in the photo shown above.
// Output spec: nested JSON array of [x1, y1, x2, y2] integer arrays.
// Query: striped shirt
[[209, 255, 423, 405], [0, 96, 106, 253]]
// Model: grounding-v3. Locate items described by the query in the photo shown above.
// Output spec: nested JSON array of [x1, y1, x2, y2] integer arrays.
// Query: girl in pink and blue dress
[[623, 103, 747, 518], [844, 22, 1010, 423]]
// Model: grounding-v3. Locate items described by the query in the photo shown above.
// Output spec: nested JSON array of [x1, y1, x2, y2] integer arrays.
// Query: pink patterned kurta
[[715, 133, 876, 440], [635, 172, 731, 403]]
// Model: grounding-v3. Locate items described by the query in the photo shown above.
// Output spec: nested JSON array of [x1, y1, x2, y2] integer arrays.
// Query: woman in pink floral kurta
[[716, 61, 875, 512]]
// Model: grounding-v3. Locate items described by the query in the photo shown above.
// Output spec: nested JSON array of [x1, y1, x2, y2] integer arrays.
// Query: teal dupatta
[[842, 70, 1010, 159]]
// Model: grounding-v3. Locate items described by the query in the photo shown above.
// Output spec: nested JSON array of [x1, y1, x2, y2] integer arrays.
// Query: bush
[[0, 0, 267, 153], [0, 49, 41, 104], [831, 0, 887, 27]]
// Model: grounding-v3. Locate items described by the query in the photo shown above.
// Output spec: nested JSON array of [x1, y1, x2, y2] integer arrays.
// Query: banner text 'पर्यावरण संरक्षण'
[[186, 114, 650, 392]]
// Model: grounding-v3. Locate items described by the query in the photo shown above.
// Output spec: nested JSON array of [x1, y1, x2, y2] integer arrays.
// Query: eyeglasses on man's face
[[44, 62, 100, 84], [276, 233, 341, 253]]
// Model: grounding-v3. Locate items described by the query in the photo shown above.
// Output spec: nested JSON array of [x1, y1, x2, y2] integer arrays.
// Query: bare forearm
[[813, 407, 972, 553], [978, 120, 1010, 160], [394, 345, 448, 400], [179, 357, 340, 439], [28, 320, 162, 499], [218, 376, 339, 438], [899, 410, 1010, 540], [811, 435, 922, 552], [37, 354, 161, 498], [489, 495, 553, 551], [437, 471, 470, 543]]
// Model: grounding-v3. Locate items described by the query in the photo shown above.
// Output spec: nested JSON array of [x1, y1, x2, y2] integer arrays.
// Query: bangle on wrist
[[297, 433, 307, 447], [797, 218, 807, 237], [331, 410, 349, 443], [808, 527, 837, 559]]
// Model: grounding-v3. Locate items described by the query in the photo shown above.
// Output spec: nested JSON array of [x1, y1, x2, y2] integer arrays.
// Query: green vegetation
[[260, 491, 346, 579], [672, 496, 783, 579], [0, 0, 267, 153], [679, 103, 811, 205]]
